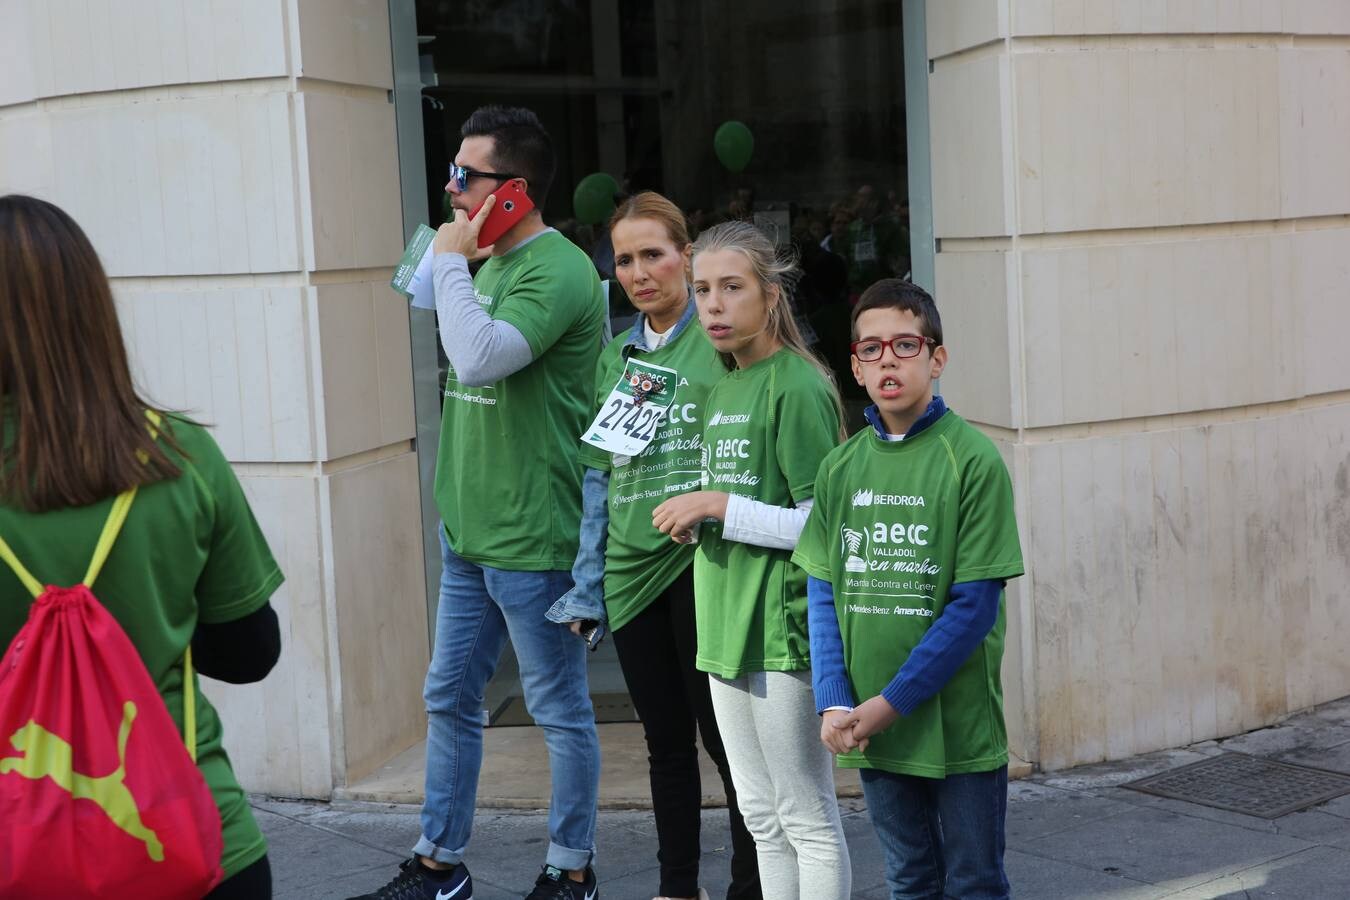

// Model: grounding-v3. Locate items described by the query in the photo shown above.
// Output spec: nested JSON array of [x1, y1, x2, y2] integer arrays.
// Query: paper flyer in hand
[[391, 224, 437, 310]]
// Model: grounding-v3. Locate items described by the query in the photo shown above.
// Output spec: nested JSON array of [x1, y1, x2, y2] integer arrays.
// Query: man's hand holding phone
[[434, 194, 496, 260]]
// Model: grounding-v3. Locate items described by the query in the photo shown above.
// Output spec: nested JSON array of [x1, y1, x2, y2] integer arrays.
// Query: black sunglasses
[[448, 163, 522, 192]]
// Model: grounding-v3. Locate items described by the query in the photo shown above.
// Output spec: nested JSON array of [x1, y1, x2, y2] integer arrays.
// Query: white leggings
[[708, 670, 852, 900]]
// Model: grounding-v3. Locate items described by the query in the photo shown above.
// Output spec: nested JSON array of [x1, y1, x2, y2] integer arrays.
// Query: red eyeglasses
[[850, 335, 936, 362]]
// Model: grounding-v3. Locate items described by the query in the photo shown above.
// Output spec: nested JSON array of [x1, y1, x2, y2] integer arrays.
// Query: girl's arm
[[651, 492, 812, 549], [722, 495, 814, 550], [191, 602, 281, 684]]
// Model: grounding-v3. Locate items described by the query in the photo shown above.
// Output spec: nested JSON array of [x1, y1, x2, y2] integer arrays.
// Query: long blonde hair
[[691, 220, 846, 438]]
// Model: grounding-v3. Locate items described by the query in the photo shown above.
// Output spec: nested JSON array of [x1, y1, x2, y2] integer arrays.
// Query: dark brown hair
[[0, 194, 182, 512], [460, 105, 556, 206], [851, 278, 944, 345]]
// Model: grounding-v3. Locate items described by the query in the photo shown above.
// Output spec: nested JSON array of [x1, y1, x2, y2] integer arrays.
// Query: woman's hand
[[652, 491, 729, 543]]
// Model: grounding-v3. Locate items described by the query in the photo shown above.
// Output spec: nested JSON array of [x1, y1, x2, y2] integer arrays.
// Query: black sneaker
[[522, 864, 597, 900], [345, 857, 473, 900]]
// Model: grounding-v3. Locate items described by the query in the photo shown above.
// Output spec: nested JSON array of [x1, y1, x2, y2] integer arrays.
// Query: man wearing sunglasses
[[353, 106, 605, 900]]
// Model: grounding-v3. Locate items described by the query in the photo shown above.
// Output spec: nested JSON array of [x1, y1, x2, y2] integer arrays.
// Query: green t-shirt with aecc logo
[[0, 414, 283, 879], [434, 231, 606, 571], [693, 348, 841, 679], [578, 321, 725, 631], [792, 410, 1024, 777]]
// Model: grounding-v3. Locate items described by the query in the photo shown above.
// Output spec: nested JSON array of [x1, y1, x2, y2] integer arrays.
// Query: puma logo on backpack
[[2, 700, 165, 861]]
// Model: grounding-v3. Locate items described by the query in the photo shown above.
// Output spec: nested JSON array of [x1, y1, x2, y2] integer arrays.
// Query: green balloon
[[573, 172, 620, 225], [714, 121, 754, 173]]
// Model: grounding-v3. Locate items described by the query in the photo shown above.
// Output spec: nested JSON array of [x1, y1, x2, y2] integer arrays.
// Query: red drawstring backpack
[[0, 486, 224, 898]]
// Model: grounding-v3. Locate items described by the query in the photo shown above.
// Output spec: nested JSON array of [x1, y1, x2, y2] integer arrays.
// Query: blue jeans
[[859, 766, 1009, 900], [413, 529, 601, 871]]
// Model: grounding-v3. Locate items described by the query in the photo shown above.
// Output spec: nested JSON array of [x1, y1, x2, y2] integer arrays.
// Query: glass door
[[397, 0, 918, 725]]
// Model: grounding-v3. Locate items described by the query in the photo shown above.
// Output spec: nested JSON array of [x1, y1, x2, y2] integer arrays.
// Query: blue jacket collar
[[623, 289, 696, 353], [865, 395, 947, 441]]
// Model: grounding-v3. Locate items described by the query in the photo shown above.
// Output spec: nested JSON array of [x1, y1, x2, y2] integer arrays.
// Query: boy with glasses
[[792, 279, 1024, 900]]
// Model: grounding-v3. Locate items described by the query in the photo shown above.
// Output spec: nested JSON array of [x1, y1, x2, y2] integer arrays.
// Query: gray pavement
[[256, 698, 1350, 899]]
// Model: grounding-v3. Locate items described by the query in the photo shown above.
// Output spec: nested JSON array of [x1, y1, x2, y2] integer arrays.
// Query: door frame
[[388, 0, 442, 644]]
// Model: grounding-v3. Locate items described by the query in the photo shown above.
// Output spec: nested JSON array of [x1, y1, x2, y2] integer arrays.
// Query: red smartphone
[[471, 180, 534, 248]]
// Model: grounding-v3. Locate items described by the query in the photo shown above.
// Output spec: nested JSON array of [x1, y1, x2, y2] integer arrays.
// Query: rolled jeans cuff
[[545, 587, 606, 625], [412, 836, 464, 866], [547, 840, 595, 872]]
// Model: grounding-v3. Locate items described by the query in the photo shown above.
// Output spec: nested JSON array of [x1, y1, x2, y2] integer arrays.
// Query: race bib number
[[582, 359, 679, 457]]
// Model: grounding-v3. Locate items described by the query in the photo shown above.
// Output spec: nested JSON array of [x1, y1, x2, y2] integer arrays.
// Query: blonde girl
[[652, 221, 851, 900]]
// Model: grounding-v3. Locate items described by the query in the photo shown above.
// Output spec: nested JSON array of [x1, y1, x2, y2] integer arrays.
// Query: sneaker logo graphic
[[0, 701, 164, 861], [436, 881, 470, 900]]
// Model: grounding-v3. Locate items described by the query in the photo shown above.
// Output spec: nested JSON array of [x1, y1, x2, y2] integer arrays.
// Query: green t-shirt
[[577, 321, 725, 631], [792, 411, 1024, 777], [0, 416, 283, 879], [434, 231, 605, 570], [693, 348, 841, 678]]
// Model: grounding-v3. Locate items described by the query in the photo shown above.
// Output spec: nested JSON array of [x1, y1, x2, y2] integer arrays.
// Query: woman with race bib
[[651, 221, 851, 900], [548, 192, 761, 900]]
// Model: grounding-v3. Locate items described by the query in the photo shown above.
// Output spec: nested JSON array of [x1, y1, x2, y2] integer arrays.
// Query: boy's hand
[[848, 695, 900, 751], [434, 194, 495, 259], [652, 491, 729, 544], [820, 709, 856, 755]]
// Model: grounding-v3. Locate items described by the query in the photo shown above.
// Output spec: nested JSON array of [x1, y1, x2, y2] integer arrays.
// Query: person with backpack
[[0, 194, 284, 899]]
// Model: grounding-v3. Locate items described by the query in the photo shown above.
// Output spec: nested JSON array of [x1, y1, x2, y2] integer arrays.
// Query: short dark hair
[[851, 278, 943, 346], [460, 106, 556, 206]]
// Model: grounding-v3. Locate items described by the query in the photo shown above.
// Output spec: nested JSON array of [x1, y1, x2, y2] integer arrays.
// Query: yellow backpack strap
[[0, 534, 43, 598], [183, 646, 198, 762], [83, 487, 137, 588]]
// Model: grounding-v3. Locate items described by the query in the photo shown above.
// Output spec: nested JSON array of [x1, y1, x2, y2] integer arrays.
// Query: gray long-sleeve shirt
[[431, 251, 534, 386]]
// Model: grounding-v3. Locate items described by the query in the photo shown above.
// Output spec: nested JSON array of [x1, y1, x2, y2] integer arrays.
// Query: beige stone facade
[[2, 0, 1347, 796], [0, 0, 430, 797], [928, 0, 1350, 771]]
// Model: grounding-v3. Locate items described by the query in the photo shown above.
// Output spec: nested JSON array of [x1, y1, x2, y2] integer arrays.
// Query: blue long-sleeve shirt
[[809, 397, 1004, 716]]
